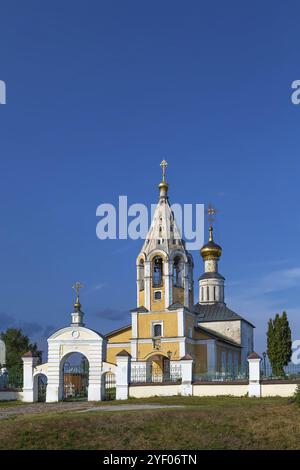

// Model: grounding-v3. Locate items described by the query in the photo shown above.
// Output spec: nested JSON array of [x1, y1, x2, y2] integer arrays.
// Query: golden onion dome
[[73, 296, 82, 312], [158, 180, 169, 192], [200, 225, 222, 260]]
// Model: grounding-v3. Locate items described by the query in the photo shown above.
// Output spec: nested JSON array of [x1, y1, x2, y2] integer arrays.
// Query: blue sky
[[0, 1, 300, 356]]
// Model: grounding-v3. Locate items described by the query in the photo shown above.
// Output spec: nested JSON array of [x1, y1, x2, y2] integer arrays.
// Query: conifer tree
[[267, 311, 292, 376]]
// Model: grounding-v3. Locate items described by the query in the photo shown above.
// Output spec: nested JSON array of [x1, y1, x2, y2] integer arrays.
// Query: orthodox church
[[105, 162, 254, 378], [10, 161, 256, 404]]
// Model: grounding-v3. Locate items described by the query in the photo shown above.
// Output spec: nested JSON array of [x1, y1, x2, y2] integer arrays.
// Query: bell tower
[[136, 161, 194, 311]]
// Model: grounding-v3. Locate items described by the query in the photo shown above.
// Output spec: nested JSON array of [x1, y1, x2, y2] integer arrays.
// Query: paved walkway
[[0, 402, 184, 420]]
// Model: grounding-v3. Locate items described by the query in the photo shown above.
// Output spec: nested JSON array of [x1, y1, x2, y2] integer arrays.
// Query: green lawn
[[0, 400, 26, 408], [1, 396, 300, 450]]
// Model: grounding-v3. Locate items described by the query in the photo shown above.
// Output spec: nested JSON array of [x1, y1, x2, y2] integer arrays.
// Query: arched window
[[153, 257, 163, 287], [173, 256, 184, 287], [138, 259, 144, 291]]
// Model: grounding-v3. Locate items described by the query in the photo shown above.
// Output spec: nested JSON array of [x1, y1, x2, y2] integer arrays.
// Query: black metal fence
[[193, 365, 248, 383], [0, 370, 23, 390], [104, 372, 116, 400], [261, 361, 300, 381]]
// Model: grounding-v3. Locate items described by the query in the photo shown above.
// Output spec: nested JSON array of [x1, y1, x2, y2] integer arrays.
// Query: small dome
[[200, 226, 222, 260]]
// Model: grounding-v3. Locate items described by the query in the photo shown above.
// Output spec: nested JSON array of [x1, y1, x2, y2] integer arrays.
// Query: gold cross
[[206, 204, 217, 224], [160, 160, 168, 181], [72, 281, 83, 297]]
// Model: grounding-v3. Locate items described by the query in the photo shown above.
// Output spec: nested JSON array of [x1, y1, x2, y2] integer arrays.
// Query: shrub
[[293, 384, 300, 407]]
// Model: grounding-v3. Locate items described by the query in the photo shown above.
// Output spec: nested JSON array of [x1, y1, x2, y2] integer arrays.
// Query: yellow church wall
[[107, 327, 132, 343], [150, 285, 165, 311], [173, 286, 184, 304], [138, 290, 145, 307], [185, 342, 207, 375], [193, 344, 208, 374], [159, 341, 180, 360], [137, 343, 156, 358], [137, 312, 178, 338], [106, 345, 131, 364], [194, 329, 213, 341], [185, 314, 195, 337], [136, 341, 179, 360]]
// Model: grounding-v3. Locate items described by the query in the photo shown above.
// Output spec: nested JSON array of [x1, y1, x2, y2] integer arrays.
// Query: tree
[[0, 328, 42, 376], [267, 311, 292, 377]]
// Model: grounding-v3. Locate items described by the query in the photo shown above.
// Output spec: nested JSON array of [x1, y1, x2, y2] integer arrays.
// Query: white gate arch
[[46, 326, 106, 402]]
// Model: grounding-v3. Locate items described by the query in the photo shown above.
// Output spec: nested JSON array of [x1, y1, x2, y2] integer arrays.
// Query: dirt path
[[0, 401, 90, 420], [79, 404, 184, 413], [0, 402, 184, 420]]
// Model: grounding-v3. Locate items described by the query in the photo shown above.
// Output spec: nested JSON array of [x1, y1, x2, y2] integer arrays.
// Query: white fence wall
[[193, 384, 248, 397], [0, 390, 23, 401], [129, 384, 181, 398]]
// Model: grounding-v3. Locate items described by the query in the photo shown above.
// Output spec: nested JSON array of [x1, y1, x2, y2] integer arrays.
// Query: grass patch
[[0, 400, 26, 408], [0, 396, 300, 449]]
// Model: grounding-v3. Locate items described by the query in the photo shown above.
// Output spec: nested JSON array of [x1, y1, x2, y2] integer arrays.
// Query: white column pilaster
[[144, 261, 151, 310], [22, 354, 39, 402], [180, 355, 193, 396], [248, 353, 261, 397], [116, 351, 131, 400]]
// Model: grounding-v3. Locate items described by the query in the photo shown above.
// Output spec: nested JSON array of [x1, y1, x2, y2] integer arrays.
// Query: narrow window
[[153, 257, 163, 287], [154, 291, 162, 300], [173, 256, 184, 287], [138, 259, 144, 291], [153, 324, 162, 337]]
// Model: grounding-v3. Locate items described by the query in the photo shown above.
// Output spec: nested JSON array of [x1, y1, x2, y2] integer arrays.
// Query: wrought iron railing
[[131, 364, 182, 384], [193, 366, 248, 383], [63, 363, 89, 374], [261, 362, 300, 381], [0, 370, 23, 389]]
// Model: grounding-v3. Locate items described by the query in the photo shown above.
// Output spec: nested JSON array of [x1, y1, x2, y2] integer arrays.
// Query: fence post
[[247, 352, 261, 398], [22, 351, 39, 402], [0, 367, 8, 389], [116, 350, 131, 400], [180, 354, 193, 396]]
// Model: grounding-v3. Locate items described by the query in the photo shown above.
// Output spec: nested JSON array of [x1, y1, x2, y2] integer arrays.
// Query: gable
[[106, 325, 132, 343], [48, 326, 104, 342]]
